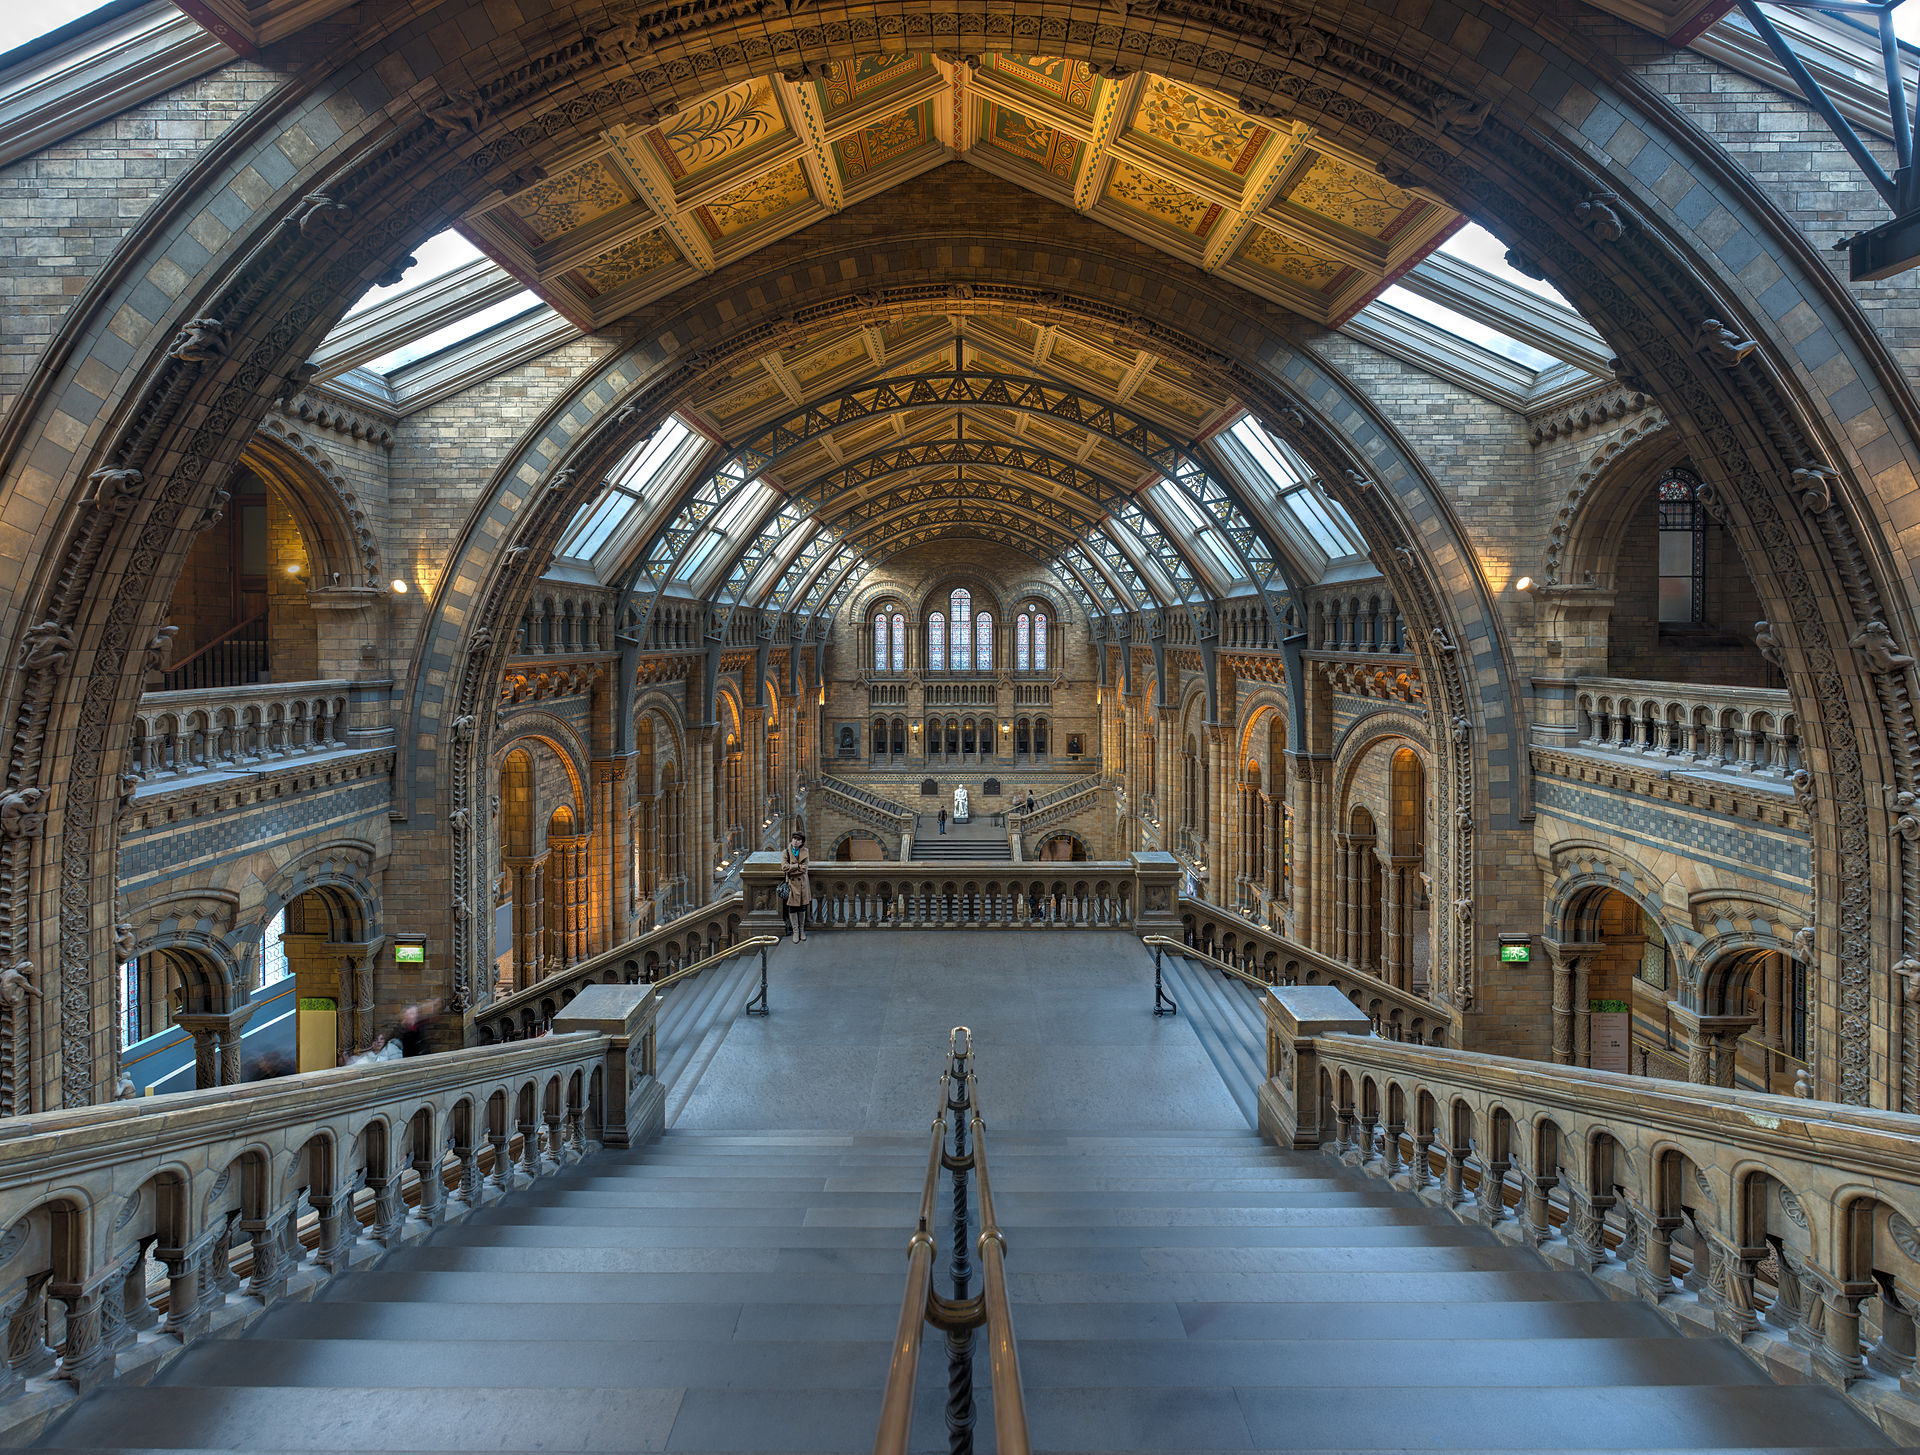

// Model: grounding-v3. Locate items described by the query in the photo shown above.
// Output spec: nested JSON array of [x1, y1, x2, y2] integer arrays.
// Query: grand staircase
[[910, 813, 1011, 861], [34, 934, 1890, 1454]]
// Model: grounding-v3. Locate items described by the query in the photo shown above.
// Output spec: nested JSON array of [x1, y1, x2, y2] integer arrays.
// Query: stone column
[[1671, 1007, 1757, 1087], [692, 726, 717, 907], [593, 758, 629, 953], [174, 1005, 255, 1088], [1543, 940, 1593, 1066], [506, 855, 540, 988], [1381, 857, 1407, 989]]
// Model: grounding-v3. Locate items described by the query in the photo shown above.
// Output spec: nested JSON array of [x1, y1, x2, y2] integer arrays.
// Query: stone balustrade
[[130, 681, 357, 784], [1573, 677, 1799, 776], [0, 988, 661, 1442], [475, 896, 745, 1043], [1182, 896, 1445, 1044], [737, 850, 1185, 936], [1258, 988, 1920, 1445]]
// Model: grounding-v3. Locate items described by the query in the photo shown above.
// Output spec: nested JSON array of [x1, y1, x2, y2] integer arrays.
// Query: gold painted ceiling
[[460, 55, 1461, 331]]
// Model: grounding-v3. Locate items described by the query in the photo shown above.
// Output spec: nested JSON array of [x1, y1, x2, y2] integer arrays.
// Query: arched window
[[929, 612, 946, 671], [1016, 614, 1031, 671], [1657, 466, 1705, 625], [1033, 611, 1049, 670], [872, 609, 890, 672], [950, 589, 972, 671], [890, 612, 905, 672], [976, 612, 993, 670]]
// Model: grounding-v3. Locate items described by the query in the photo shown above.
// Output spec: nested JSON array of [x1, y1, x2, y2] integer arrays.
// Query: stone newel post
[[1255, 984, 1373, 1151], [550, 983, 665, 1150]]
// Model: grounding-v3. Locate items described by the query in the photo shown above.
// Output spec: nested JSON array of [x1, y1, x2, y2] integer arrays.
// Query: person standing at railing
[[937, 807, 947, 835], [781, 830, 811, 943]]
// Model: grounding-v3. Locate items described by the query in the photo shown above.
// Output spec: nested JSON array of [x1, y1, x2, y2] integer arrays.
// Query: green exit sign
[[1499, 943, 1531, 963], [394, 943, 425, 964]]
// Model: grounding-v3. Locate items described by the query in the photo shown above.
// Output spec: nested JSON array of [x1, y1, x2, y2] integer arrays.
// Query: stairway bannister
[[475, 892, 745, 1042], [874, 1028, 1029, 1455], [1260, 994, 1920, 1443]]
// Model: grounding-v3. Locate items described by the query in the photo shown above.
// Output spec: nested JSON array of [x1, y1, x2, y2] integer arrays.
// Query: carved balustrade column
[[242, 1203, 298, 1304], [1330, 832, 1353, 966], [55, 1245, 143, 1394], [6, 1272, 54, 1383], [1804, 1261, 1872, 1388], [1689, 1216, 1761, 1341], [309, 1176, 360, 1275], [366, 1154, 406, 1248], [1625, 1200, 1680, 1303], [1520, 1160, 1558, 1246], [1567, 1183, 1613, 1271]]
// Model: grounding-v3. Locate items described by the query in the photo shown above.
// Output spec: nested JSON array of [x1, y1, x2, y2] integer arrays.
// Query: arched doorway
[[1557, 886, 1668, 1076]]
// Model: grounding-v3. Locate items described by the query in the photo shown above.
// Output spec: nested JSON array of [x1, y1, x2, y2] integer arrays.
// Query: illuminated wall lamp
[[391, 578, 409, 594]]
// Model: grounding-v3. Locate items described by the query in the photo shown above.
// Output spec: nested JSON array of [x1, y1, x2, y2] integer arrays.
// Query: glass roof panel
[[1375, 285, 1557, 371], [1438, 222, 1575, 308], [1147, 480, 1244, 589], [341, 229, 485, 319], [1224, 416, 1363, 561], [557, 417, 696, 561], [0, 0, 119, 58], [363, 290, 542, 373]]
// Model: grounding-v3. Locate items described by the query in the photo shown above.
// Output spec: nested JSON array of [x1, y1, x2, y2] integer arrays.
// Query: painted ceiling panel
[[648, 80, 790, 187]]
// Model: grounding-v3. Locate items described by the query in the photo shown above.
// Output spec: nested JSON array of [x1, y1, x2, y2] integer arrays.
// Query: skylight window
[[1376, 285, 1558, 371], [557, 418, 698, 562], [1438, 223, 1574, 308], [1224, 417, 1363, 561], [363, 290, 541, 374], [342, 230, 486, 318], [0, 0, 118, 57], [1148, 481, 1245, 589]]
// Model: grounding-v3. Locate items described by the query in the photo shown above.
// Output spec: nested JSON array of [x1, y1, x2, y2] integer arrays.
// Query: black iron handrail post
[[1153, 945, 1179, 1016], [743, 944, 770, 1015], [942, 1030, 976, 1454]]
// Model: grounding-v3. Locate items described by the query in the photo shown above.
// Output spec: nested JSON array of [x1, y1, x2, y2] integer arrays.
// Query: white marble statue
[[953, 784, 969, 822]]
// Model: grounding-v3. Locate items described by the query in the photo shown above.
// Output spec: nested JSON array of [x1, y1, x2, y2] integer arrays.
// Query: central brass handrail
[[873, 1028, 1030, 1455]]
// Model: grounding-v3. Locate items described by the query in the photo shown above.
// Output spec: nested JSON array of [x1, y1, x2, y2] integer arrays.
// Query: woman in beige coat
[[782, 830, 811, 942]]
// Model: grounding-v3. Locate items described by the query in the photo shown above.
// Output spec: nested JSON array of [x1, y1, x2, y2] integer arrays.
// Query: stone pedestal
[[1130, 850, 1182, 936], [551, 983, 665, 1150], [1255, 985, 1373, 1151]]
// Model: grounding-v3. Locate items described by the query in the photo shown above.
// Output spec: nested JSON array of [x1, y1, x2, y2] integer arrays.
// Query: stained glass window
[[929, 613, 946, 671], [1033, 613, 1048, 670], [890, 612, 905, 672], [1657, 467, 1705, 625], [976, 612, 993, 670], [1016, 614, 1031, 671], [950, 590, 972, 671], [873, 611, 888, 671]]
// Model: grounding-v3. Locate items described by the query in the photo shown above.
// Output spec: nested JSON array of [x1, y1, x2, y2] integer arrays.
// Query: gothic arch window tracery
[[1657, 466, 1706, 626]]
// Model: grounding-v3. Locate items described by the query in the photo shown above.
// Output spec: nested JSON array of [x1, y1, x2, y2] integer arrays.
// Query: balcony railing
[[925, 681, 996, 708], [157, 613, 267, 691], [1180, 894, 1441, 1043], [476, 894, 745, 1043], [131, 681, 356, 785], [1572, 677, 1799, 777]]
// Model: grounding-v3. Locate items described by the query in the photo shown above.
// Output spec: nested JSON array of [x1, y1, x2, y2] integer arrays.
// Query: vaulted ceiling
[[462, 56, 1463, 334]]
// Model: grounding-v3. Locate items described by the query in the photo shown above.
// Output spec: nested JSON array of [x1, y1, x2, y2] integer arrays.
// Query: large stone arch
[[0, 1, 1913, 1106]]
